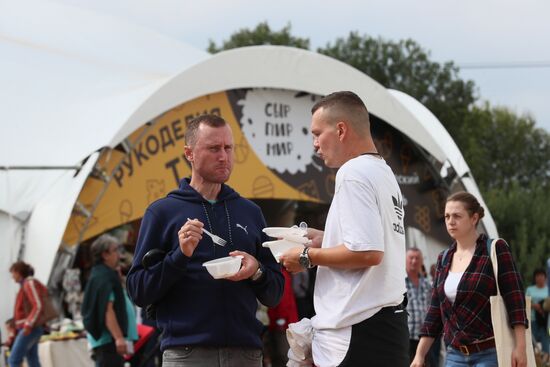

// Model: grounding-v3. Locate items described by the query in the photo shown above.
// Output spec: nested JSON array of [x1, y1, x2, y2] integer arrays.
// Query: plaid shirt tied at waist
[[419, 234, 528, 349]]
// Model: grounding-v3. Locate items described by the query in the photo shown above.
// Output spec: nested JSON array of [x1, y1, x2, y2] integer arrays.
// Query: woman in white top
[[411, 191, 528, 367]]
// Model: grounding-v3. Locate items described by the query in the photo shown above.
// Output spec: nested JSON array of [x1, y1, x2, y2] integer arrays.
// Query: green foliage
[[485, 184, 550, 284], [460, 104, 550, 191], [207, 22, 310, 53], [476, 107, 550, 281], [317, 32, 477, 142]]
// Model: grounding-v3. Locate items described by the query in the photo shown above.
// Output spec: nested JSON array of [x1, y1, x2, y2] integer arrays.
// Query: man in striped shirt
[[405, 248, 434, 365]]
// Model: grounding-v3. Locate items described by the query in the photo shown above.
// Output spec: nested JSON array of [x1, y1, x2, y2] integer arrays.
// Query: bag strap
[[441, 248, 450, 267], [487, 237, 502, 296]]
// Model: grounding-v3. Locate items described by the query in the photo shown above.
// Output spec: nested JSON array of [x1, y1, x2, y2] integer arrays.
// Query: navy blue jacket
[[126, 178, 284, 351]]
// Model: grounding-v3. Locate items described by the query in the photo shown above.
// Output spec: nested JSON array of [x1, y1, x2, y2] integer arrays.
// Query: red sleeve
[[268, 269, 298, 331], [22, 279, 44, 328]]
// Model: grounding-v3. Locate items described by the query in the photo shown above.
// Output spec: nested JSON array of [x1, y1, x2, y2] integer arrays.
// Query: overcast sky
[[57, 0, 550, 132]]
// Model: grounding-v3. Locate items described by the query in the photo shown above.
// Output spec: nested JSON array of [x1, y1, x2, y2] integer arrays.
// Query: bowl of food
[[262, 240, 305, 263], [263, 227, 307, 240], [203, 255, 243, 279]]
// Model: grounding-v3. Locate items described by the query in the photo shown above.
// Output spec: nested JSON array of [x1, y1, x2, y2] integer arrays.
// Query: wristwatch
[[250, 262, 264, 282], [299, 247, 314, 269]]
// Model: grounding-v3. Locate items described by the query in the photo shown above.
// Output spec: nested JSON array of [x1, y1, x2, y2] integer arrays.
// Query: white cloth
[[35, 339, 93, 367], [311, 325, 351, 367], [286, 318, 314, 367], [286, 318, 351, 367], [444, 271, 463, 303], [312, 155, 407, 330]]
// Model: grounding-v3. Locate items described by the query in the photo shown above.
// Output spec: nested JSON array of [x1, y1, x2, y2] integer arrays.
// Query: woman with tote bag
[[411, 191, 532, 367]]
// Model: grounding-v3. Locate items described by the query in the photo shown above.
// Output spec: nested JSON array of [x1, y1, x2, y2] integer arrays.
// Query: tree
[[207, 22, 310, 53], [485, 184, 550, 284], [464, 105, 550, 282], [317, 32, 477, 145], [459, 104, 550, 191], [317, 32, 550, 192]]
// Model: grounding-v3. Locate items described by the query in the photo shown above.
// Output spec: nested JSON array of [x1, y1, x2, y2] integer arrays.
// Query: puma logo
[[236, 223, 248, 235]]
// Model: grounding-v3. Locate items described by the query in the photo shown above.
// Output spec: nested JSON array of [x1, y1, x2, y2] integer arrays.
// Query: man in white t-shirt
[[280, 91, 408, 367]]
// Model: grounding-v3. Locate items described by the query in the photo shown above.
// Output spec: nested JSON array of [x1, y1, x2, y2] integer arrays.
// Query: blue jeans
[[532, 320, 550, 353], [163, 346, 262, 367], [445, 346, 497, 367], [8, 326, 44, 367]]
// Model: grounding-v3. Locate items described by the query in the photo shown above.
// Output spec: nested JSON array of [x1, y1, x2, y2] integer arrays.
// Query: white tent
[[0, 0, 497, 334], [0, 0, 209, 331]]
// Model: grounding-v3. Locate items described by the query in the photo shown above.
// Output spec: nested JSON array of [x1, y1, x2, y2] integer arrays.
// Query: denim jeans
[[8, 326, 44, 367], [531, 320, 550, 353], [163, 346, 262, 367], [445, 346, 497, 367]]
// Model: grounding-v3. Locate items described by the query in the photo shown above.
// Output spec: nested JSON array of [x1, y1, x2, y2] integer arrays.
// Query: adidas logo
[[392, 194, 403, 220]]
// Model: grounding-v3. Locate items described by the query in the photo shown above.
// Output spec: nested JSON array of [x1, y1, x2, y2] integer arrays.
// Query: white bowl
[[203, 255, 243, 279], [263, 226, 306, 239], [262, 240, 305, 263]]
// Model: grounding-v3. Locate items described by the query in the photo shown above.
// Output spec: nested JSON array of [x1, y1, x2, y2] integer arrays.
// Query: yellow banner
[[62, 91, 320, 245]]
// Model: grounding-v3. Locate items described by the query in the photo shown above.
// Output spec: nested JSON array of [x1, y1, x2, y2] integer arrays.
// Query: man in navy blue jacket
[[127, 114, 284, 367]]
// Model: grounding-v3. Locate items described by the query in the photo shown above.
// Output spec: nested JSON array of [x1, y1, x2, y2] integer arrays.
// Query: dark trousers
[[338, 306, 409, 367], [92, 342, 124, 367]]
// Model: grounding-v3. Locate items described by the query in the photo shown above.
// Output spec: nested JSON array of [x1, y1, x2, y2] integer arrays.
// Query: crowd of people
[[3, 91, 549, 367]]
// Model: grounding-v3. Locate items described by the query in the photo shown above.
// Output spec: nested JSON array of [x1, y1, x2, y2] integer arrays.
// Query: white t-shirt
[[312, 155, 407, 330], [444, 272, 463, 303]]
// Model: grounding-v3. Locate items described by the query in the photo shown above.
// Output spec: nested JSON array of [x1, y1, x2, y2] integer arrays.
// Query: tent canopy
[[0, 0, 208, 334]]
